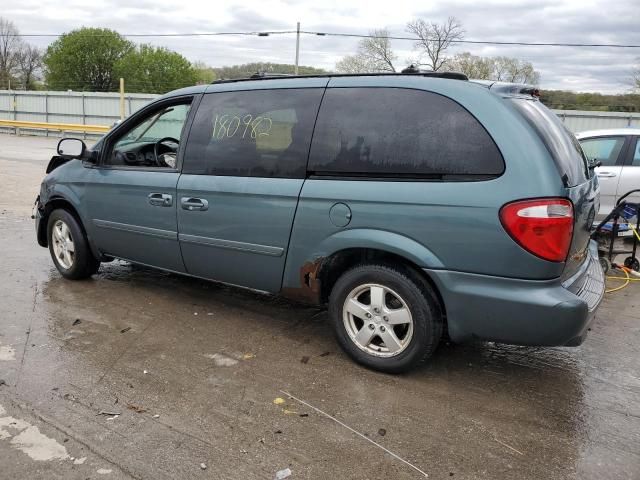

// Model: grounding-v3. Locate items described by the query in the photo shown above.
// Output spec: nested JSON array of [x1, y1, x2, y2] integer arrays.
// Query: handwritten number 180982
[[212, 114, 273, 140]]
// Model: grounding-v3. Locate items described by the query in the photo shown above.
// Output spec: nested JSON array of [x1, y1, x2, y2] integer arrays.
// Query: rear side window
[[579, 137, 626, 167], [308, 87, 504, 178], [510, 99, 589, 186], [183, 89, 324, 178]]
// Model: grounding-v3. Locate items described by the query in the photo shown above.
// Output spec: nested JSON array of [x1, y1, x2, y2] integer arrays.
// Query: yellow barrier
[[0, 119, 110, 134]]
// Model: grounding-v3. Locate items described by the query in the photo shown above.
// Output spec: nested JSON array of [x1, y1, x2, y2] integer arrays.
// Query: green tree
[[115, 44, 197, 93], [539, 90, 640, 112], [44, 28, 133, 91], [193, 61, 216, 84]]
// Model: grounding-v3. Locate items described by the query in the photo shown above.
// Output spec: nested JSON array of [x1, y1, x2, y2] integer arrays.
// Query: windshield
[[510, 98, 589, 187]]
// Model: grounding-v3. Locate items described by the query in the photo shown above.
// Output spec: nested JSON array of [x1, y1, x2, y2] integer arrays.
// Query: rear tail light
[[500, 198, 574, 262]]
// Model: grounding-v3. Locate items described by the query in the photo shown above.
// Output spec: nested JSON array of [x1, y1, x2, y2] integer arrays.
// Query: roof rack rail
[[211, 70, 468, 85], [249, 71, 294, 79]]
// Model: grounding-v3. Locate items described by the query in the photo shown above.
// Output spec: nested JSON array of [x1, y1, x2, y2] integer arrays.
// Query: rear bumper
[[426, 241, 604, 347]]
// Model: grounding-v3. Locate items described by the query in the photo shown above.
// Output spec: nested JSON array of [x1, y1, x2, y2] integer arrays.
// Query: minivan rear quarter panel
[[282, 77, 568, 299]]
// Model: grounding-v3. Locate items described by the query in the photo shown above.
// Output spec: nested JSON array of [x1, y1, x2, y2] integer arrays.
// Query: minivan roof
[[163, 71, 470, 98], [162, 73, 542, 101]]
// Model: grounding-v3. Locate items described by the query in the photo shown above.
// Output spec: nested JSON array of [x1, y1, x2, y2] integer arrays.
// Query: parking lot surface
[[0, 134, 639, 479]]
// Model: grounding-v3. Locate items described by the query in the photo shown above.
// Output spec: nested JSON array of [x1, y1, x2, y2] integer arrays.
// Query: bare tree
[[336, 29, 397, 73], [0, 17, 22, 88], [492, 56, 540, 84], [406, 17, 464, 71], [634, 65, 640, 91], [449, 52, 540, 84], [16, 44, 42, 89], [449, 52, 493, 79]]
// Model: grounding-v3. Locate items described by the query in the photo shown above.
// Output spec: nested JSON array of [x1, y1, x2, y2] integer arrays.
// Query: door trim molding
[[178, 233, 284, 257], [93, 219, 177, 240]]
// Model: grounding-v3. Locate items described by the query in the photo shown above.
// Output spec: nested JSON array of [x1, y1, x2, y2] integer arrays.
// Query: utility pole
[[295, 22, 300, 75]]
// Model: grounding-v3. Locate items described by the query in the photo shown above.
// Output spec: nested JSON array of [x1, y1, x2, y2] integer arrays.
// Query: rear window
[[308, 87, 504, 178], [510, 98, 589, 187]]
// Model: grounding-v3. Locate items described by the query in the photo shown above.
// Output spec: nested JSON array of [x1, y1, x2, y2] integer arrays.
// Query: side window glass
[[308, 87, 504, 177], [183, 89, 324, 178], [105, 102, 192, 168], [579, 137, 625, 167], [632, 139, 640, 166]]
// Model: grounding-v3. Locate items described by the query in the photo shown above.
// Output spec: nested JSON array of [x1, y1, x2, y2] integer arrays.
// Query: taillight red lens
[[499, 198, 574, 262]]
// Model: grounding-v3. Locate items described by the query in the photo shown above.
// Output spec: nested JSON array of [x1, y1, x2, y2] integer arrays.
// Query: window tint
[[183, 89, 324, 178], [579, 137, 625, 167], [307, 87, 504, 177], [106, 102, 191, 168], [510, 99, 589, 186], [632, 138, 640, 166]]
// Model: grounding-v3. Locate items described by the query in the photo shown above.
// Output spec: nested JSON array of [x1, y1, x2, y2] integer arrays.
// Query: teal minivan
[[35, 72, 604, 372]]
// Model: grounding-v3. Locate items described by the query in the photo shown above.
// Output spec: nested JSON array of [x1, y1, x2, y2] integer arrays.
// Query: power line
[[14, 31, 297, 38], [11, 29, 640, 48], [302, 31, 640, 49]]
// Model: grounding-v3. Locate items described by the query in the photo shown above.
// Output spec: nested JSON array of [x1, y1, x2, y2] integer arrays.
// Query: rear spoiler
[[469, 80, 540, 97]]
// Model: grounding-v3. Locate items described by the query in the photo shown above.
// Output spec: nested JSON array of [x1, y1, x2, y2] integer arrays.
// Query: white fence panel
[[0, 90, 159, 136], [552, 110, 640, 133]]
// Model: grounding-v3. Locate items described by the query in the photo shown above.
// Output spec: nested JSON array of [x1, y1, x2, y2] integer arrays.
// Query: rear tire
[[329, 263, 442, 373], [47, 209, 99, 280]]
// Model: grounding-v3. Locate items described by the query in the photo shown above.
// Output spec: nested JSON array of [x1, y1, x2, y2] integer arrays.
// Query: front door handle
[[181, 197, 209, 211], [148, 193, 173, 207], [597, 172, 617, 178]]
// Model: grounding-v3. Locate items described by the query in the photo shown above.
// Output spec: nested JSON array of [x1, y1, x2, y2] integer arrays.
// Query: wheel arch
[[282, 230, 447, 322], [42, 195, 102, 260], [317, 248, 446, 313]]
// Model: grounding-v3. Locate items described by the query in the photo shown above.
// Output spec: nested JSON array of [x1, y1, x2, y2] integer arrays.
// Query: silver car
[[577, 128, 640, 219]]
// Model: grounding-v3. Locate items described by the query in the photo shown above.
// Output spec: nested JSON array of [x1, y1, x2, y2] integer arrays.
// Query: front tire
[[47, 209, 99, 279], [329, 264, 442, 373]]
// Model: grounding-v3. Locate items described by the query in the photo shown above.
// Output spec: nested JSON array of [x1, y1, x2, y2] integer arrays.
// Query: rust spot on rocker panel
[[281, 258, 324, 304]]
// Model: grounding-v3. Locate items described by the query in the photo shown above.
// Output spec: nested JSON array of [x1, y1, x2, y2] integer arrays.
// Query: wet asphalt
[[0, 134, 639, 480]]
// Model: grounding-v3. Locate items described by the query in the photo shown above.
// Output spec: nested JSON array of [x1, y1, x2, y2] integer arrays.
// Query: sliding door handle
[[181, 197, 209, 211]]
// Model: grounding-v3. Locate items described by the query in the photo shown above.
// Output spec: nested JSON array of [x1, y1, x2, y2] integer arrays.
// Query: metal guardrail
[[0, 119, 110, 134]]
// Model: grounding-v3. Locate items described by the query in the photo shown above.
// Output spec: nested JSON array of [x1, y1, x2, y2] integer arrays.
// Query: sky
[[2, 0, 639, 94]]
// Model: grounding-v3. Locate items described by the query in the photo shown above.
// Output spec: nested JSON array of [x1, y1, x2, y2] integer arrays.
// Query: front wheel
[[47, 209, 100, 279], [329, 264, 443, 373]]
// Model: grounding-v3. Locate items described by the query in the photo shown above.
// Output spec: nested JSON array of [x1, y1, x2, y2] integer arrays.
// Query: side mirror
[[57, 138, 87, 159], [588, 158, 602, 170]]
